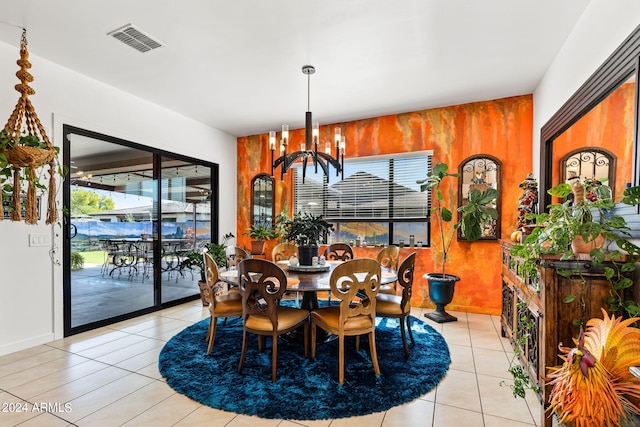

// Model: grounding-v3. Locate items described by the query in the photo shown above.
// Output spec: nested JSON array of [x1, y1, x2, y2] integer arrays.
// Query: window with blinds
[[293, 152, 432, 246]]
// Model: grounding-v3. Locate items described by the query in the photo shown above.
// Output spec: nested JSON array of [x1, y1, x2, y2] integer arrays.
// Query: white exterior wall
[[533, 0, 640, 175], [0, 41, 237, 355]]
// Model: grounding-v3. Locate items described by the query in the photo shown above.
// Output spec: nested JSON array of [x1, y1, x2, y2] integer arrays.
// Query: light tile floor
[[0, 302, 543, 427]]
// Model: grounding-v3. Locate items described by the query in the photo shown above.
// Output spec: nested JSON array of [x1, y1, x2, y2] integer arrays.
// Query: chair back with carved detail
[[324, 243, 354, 261], [226, 246, 252, 269], [271, 243, 298, 263], [310, 258, 381, 384], [375, 252, 416, 355], [376, 246, 399, 271], [202, 252, 243, 354], [237, 258, 309, 381]]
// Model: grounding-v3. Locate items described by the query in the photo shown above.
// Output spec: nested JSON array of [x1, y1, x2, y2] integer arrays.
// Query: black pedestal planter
[[424, 273, 460, 323], [297, 245, 319, 266]]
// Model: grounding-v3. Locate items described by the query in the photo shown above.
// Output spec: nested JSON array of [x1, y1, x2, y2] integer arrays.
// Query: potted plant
[[504, 183, 640, 403], [245, 221, 278, 255], [281, 211, 333, 265], [179, 232, 234, 305], [0, 129, 64, 224], [512, 182, 640, 318], [70, 251, 85, 270], [0, 31, 66, 226], [417, 163, 499, 322], [547, 180, 608, 255]]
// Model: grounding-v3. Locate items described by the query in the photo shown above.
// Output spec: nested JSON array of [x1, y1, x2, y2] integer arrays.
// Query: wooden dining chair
[[375, 252, 416, 356], [376, 245, 400, 294], [310, 258, 381, 384], [226, 246, 252, 269], [271, 243, 298, 262], [271, 242, 302, 306], [324, 243, 354, 261], [203, 252, 243, 354], [225, 246, 252, 294], [237, 258, 309, 381]]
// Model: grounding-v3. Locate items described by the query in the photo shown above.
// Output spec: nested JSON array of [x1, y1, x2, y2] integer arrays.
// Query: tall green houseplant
[[417, 163, 499, 277], [417, 163, 499, 322]]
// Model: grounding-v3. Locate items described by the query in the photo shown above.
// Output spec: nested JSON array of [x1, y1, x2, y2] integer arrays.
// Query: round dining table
[[219, 260, 397, 343], [218, 259, 398, 311]]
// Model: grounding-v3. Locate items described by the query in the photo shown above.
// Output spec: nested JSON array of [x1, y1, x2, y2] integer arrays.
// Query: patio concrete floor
[[70, 262, 199, 328]]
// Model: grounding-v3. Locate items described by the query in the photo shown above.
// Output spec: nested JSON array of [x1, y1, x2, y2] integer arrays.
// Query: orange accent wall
[[236, 95, 533, 315]]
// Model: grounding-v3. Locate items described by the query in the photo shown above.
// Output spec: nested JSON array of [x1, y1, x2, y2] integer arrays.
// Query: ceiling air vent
[[107, 23, 164, 53]]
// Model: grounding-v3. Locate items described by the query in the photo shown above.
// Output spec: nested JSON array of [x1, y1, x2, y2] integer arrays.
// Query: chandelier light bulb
[[312, 122, 319, 144], [269, 131, 276, 150]]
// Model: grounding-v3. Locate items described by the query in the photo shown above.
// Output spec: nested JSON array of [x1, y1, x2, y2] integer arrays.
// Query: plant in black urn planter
[[282, 212, 333, 266], [417, 163, 499, 322]]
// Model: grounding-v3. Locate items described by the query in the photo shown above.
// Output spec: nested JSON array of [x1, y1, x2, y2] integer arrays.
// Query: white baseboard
[[0, 333, 55, 357]]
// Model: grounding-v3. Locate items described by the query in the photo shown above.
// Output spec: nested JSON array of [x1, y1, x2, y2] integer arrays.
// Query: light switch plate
[[29, 233, 51, 247]]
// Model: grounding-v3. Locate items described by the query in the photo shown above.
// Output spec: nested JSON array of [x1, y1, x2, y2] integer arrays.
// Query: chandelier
[[270, 65, 345, 182]]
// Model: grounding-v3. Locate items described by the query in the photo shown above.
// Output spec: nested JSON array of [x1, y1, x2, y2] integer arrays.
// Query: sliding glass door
[[64, 125, 217, 335], [160, 157, 212, 304]]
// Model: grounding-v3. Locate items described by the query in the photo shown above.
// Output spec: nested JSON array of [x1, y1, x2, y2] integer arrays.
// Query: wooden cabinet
[[500, 241, 633, 427], [500, 241, 542, 395]]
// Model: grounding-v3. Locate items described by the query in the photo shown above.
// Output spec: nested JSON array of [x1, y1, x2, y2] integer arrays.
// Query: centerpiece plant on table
[[281, 211, 333, 266], [416, 162, 499, 323]]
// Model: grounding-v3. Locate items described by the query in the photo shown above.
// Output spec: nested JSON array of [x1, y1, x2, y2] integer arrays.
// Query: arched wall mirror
[[457, 154, 501, 240], [560, 147, 616, 199], [251, 173, 274, 225], [540, 25, 640, 234]]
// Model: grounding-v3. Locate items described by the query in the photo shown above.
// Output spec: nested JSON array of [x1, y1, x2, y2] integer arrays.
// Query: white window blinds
[[293, 152, 432, 221]]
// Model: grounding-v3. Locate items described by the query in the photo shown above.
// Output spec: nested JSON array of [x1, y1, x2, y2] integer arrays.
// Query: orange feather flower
[[546, 309, 640, 427]]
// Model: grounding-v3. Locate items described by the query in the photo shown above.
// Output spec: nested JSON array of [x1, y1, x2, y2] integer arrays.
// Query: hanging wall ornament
[[0, 29, 61, 224]]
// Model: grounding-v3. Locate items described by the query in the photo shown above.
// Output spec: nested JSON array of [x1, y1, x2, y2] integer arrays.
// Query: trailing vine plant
[[503, 182, 640, 399], [500, 267, 541, 399]]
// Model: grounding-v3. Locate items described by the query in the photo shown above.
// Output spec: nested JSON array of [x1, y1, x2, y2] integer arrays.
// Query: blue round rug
[[158, 306, 450, 420]]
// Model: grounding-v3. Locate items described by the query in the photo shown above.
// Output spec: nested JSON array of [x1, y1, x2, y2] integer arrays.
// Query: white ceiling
[[0, 0, 590, 138]]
